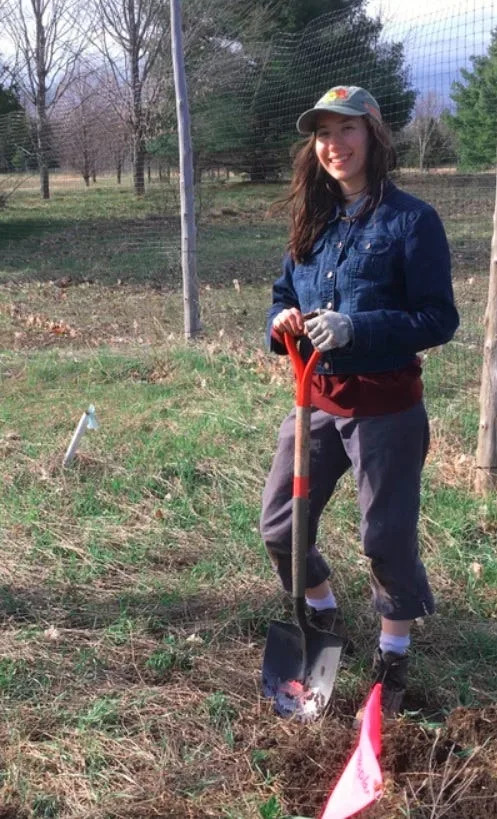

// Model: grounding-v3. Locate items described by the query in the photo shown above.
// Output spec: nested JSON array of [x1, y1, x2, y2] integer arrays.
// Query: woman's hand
[[272, 308, 305, 337]]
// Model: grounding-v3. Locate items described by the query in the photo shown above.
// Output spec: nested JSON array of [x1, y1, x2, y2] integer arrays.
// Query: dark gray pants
[[260, 402, 434, 620]]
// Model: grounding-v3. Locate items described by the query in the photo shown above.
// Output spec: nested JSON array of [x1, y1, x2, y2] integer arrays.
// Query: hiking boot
[[356, 648, 409, 723], [308, 607, 352, 652]]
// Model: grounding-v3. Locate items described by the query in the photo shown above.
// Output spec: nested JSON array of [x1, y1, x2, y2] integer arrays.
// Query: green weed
[[0, 657, 50, 699], [258, 795, 286, 819], [203, 691, 238, 748], [77, 696, 121, 731], [145, 635, 194, 676], [32, 795, 62, 818]]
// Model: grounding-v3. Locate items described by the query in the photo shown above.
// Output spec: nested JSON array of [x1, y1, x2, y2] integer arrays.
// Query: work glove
[[304, 309, 353, 352]]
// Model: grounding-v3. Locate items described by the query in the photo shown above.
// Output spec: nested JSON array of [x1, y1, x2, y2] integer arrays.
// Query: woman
[[260, 85, 459, 718]]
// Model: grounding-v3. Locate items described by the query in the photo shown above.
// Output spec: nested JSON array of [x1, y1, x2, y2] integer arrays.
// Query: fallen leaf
[[53, 276, 72, 288], [186, 634, 204, 645], [471, 561, 483, 579], [44, 626, 61, 642]]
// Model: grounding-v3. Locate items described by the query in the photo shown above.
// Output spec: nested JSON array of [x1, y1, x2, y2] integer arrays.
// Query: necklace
[[339, 188, 368, 220], [343, 186, 368, 199]]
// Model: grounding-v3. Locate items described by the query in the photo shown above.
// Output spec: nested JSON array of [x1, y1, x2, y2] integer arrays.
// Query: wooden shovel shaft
[[284, 335, 321, 601]]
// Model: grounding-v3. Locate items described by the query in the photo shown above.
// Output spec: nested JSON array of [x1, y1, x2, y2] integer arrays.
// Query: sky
[[365, 0, 497, 101]]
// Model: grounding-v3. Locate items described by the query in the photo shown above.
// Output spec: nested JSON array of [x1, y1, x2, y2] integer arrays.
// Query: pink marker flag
[[319, 683, 383, 819]]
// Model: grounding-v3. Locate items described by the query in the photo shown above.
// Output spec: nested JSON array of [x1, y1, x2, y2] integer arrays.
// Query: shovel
[[262, 332, 343, 720]]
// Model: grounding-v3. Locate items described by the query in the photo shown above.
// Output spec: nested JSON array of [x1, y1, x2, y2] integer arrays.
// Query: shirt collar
[[327, 192, 367, 223], [343, 193, 368, 217]]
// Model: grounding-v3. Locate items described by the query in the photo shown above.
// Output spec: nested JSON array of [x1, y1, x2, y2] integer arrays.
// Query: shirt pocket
[[353, 236, 392, 256], [350, 235, 395, 309]]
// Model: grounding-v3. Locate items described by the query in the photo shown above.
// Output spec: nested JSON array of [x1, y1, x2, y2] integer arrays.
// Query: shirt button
[[365, 241, 372, 249], [323, 362, 330, 370], [336, 241, 343, 249], [326, 301, 333, 309], [326, 271, 334, 279]]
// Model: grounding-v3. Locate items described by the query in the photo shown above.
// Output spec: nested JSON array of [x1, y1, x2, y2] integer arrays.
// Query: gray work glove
[[304, 309, 353, 352]]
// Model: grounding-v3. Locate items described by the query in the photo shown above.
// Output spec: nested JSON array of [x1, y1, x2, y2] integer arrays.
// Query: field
[[0, 170, 497, 818]]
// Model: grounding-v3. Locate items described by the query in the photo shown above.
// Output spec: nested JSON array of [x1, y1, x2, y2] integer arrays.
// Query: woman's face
[[314, 111, 369, 194]]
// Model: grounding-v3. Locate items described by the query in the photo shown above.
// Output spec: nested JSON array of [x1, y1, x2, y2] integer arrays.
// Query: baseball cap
[[296, 86, 382, 134]]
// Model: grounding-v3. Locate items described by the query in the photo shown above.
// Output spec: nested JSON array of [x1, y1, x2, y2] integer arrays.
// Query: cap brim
[[296, 104, 366, 135]]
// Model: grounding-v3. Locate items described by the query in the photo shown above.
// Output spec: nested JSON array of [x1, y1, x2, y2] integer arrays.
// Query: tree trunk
[[36, 98, 50, 199], [475, 173, 497, 493], [82, 151, 90, 186], [38, 144, 50, 198], [133, 141, 145, 196], [249, 165, 267, 181], [418, 135, 425, 172], [131, 34, 145, 197], [117, 160, 122, 184], [35, 1, 50, 199]]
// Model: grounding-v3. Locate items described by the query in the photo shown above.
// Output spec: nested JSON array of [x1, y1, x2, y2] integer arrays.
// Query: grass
[[0, 169, 496, 817]]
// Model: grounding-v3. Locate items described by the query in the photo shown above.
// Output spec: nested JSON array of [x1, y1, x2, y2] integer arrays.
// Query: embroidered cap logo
[[322, 87, 350, 104]]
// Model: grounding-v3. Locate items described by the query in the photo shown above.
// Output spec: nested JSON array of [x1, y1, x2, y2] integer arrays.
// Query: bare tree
[[103, 105, 130, 184], [3, 0, 88, 198], [54, 64, 131, 184], [53, 68, 103, 184], [90, 0, 167, 196], [404, 91, 454, 171]]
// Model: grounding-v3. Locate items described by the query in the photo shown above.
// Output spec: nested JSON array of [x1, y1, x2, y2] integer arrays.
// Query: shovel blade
[[262, 619, 342, 720]]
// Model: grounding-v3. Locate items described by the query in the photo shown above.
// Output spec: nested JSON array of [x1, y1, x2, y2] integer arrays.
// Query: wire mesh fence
[[0, 0, 496, 418]]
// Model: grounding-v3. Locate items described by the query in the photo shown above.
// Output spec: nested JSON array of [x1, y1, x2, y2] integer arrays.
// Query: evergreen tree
[[201, 0, 362, 41], [151, 1, 415, 181], [449, 29, 497, 170], [0, 68, 22, 117], [191, 6, 415, 179], [0, 75, 33, 172]]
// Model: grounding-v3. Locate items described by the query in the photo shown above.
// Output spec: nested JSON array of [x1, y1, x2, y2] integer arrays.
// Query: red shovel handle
[[284, 334, 321, 408]]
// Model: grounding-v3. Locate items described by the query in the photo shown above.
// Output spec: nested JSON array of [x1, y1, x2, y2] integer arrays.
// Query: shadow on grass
[[0, 582, 279, 634], [3, 582, 497, 700], [0, 214, 284, 288], [0, 215, 180, 287]]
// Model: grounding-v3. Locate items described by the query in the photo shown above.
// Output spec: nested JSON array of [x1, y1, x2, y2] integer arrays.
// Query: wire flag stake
[[63, 404, 99, 467]]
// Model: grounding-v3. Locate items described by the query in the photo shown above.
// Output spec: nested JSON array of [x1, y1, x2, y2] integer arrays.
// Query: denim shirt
[[266, 182, 460, 375]]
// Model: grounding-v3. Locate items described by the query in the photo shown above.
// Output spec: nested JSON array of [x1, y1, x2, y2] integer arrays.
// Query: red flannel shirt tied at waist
[[271, 327, 423, 417]]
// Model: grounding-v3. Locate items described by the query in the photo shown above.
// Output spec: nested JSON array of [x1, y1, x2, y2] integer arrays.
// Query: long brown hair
[[281, 116, 397, 262]]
